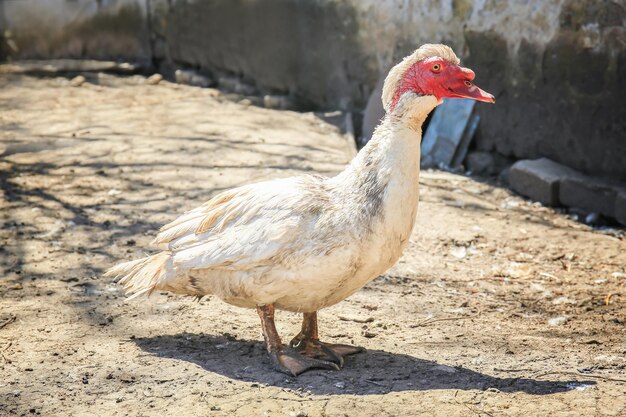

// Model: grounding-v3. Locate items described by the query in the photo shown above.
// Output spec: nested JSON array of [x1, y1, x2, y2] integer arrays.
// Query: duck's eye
[[432, 64, 442, 72]]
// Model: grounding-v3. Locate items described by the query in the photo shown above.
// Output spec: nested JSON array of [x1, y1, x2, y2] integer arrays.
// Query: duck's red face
[[391, 56, 495, 110]]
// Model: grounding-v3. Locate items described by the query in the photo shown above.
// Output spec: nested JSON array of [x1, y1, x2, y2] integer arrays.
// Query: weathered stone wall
[[2, 0, 625, 181], [1, 0, 151, 62], [460, 2, 626, 183], [149, 0, 378, 110]]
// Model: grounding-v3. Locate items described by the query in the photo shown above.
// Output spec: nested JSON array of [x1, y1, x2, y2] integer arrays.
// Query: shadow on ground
[[135, 333, 590, 396]]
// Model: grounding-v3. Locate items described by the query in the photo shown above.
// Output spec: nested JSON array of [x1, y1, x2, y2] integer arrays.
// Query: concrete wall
[[149, 0, 378, 110], [1, 0, 150, 62], [2, 0, 625, 181]]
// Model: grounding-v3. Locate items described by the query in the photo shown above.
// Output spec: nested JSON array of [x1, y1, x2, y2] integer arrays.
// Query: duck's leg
[[289, 311, 364, 367], [256, 304, 339, 376]]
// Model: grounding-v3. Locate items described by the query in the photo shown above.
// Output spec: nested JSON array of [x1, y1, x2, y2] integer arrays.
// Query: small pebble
[[450, 246, 467, 259], [548, 316, 569, 326], [119, 372, 135, 383], [585, 212, 599, 225], [146, 73, 163, 85], [70, 75, 86, 87], [238, 98, 252, 108]]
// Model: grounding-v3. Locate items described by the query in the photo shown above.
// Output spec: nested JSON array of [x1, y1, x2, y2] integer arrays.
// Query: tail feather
[[105, 252, 172, 300]]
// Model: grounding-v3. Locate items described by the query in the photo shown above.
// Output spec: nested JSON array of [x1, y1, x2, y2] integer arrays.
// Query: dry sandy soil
[[0, 73, 624, 417]]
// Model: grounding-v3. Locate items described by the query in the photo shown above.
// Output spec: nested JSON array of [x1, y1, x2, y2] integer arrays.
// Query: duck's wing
[[153, 176, 328, 272]]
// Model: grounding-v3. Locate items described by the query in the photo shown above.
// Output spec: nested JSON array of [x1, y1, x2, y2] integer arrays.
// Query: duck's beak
[[444, 66, 496, 104]]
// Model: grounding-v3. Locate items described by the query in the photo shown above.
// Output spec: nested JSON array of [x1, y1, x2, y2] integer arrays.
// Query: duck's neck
[[338, 94, 441, 182], [331, 95, 441, 222], [387, 94, 442, 132]]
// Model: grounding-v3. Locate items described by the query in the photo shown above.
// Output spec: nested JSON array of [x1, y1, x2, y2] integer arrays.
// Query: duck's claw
[[322, 342, 365, 359], [290, 338, 364, 367], [270, 347, 340, 377]]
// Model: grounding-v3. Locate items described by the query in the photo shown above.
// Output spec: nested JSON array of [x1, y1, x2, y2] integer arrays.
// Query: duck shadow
[[134, 333, 591, 396]]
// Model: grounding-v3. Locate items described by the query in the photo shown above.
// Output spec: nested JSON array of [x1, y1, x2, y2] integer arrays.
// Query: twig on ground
[[605, 293, 618, 305], [534, 371, 626, 383], [338, 315, 374, 323], [1, 341, 13, 365], [365, 379, 385, 386], [0, 315, 16, 330], [493, 368, 535, 373], [410, 313, 479, 328], [539, 272, 559, 280]]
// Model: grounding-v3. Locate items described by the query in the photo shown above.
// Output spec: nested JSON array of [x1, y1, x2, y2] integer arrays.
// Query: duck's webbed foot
[[290, 337, 364, 367], [290, 311, 364, 368], [256, 304, 339, 377], [270, 346, 340, 376]]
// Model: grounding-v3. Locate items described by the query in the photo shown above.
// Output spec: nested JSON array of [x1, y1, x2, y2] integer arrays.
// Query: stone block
[[559, 177, 619, 218], [612, 191, 626, 226], [509, 158, 579, 206], [466, 151, 495, 175], [466, 151, 512, 176]]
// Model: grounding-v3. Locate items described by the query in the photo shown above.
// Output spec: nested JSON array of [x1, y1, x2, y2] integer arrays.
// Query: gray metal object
[[421, 98, 476, 169]]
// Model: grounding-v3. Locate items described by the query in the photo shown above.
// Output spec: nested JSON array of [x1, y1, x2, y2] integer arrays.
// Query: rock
[[466, 151, 495, 175], [498, 166, 511, 185], [175, 69, 211, 88], [466, 151, 512, 176], [509, 158, 580, 206], [69, 75, 86, 87], [218, 76, 256, 95], [146, 73, 163, 85], [615, 191, 626, 226], [263, 94, 294, 110], [548, 316, 569, 326], [238, 98, 252, 108], [559, 176, 619, 218], [119, 372, 135, 383], [584, 212, 600, 225], [449, 246, 467, 259]]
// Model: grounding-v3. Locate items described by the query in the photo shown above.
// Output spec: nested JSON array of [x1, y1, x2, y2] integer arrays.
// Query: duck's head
[[382, 44, 495, 113]]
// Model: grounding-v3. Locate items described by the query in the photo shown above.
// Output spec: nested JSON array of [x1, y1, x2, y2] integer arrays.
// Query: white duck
[[106, 44, 495, 376]]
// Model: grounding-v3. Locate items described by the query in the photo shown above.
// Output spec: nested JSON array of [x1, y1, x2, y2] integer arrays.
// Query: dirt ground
[[0, 72, 624, 417]]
